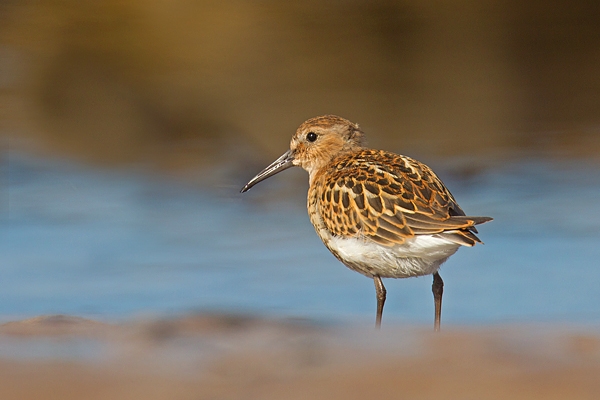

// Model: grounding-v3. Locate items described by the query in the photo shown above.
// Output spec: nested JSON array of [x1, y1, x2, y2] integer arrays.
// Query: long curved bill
[[240, 150, 295, 193]]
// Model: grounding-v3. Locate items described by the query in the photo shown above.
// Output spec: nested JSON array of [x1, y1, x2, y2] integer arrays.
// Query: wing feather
[[317, 150, 491, 246]]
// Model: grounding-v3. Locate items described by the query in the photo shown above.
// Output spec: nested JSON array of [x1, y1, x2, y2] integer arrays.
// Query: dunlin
[[241, 115, 491, 330]]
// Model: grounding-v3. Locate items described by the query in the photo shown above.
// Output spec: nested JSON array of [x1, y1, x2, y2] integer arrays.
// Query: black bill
[[240, 150, 295, 193]]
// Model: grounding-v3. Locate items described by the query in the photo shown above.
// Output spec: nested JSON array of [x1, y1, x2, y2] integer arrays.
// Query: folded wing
[[318, 150, 492, 247]]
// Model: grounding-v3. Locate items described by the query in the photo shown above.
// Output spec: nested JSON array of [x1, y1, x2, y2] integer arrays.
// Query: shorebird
[[241, 115, 491, 330]]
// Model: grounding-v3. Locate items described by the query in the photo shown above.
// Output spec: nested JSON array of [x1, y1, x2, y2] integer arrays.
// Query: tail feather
[[434, 229, 483, 247], [434, 217, 492, 246]]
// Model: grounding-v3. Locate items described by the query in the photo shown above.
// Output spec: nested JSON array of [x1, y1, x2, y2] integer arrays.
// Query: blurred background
[[1, 0, 600, 325]]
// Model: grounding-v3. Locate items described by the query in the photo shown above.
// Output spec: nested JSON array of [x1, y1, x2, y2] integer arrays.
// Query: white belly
[[326, 234, 461, 278]]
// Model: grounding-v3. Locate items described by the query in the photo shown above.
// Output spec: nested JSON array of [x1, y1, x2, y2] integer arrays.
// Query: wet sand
[[1, 315, 599, 399]]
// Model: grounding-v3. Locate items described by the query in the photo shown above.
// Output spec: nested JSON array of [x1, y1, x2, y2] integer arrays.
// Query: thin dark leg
[[432, 272, 444, 332], [374, 275, 386, 329]]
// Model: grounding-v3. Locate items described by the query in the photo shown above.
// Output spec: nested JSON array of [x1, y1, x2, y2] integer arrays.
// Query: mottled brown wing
[[318, 150, 491, 246]]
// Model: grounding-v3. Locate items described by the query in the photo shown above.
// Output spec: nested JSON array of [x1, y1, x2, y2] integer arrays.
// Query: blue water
[[2, 153, 600, 325]]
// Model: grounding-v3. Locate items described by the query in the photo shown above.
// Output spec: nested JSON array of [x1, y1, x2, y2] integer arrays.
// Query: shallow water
[[2, 153, 600, 325]]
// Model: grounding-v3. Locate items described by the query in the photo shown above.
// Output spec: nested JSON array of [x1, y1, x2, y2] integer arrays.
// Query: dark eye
[[306, 132, 317, 142]]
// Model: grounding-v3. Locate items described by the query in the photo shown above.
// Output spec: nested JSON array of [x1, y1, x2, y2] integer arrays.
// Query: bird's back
[[308, 149, 492, 248]]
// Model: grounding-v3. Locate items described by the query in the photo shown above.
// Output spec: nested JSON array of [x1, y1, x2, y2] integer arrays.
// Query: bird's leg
[[374, 275, 386, 329], [432, 272, 444, 332]]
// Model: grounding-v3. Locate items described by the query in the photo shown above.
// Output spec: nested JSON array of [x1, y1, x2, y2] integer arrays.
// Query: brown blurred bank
[[1, 0, 600, 170]]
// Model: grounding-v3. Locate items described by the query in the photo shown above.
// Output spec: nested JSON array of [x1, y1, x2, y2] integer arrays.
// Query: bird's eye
[[306, 132, 317, 142]]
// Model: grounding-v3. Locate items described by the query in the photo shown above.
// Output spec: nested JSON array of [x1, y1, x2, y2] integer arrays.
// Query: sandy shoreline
[[0, 315, 598, 399]]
